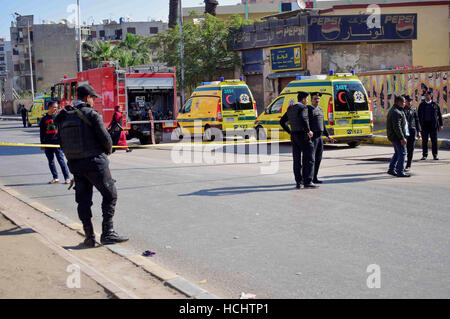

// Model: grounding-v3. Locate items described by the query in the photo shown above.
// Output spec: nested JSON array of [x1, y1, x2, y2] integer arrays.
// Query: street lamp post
[[77, 0, 83, 72], [178, 0, 185, 106]]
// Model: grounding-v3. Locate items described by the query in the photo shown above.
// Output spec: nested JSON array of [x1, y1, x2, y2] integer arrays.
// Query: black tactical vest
[[308, 105, 325, 132], [286, 103, 308, 132], [57, 106, 105, 160]]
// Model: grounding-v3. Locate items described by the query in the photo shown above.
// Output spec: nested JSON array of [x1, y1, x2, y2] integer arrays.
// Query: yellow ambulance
[[176, 78, 258, 141], [27, 93, 53, 127], [255, 72, 373, 147]]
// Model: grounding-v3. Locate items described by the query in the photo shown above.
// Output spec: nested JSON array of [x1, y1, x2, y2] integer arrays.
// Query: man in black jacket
[[280, 91, 316, 189], [56, 85, 128, 247], [402, 95, 421, 171], [386, 96, 409, 177], [40, 101, 70, 184], [307, 92, 335, 184], [20, 104, 28, 127], [418, 89, 443, 160]]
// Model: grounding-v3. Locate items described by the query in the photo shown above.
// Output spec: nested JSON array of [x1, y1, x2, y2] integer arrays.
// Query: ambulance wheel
[[256, 126, 267, 140], [203, 126, 215, 142], [347, 141, 361, 148]]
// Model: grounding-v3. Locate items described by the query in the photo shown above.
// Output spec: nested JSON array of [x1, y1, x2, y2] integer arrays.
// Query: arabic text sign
[[228, 16, 308, 50], [270, 45, 305, 72], [308, 14, 417, 42]]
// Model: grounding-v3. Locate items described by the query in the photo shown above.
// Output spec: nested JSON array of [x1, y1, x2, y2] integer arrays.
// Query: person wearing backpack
[[55, 84, 128, 247]]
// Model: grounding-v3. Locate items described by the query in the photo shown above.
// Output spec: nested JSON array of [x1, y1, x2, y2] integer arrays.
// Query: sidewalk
[[0, 187, 215, 299], [0, 213, 111, 299]]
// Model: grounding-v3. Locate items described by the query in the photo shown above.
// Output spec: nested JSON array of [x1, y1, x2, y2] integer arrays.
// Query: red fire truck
[[51, 64, 178, 144]]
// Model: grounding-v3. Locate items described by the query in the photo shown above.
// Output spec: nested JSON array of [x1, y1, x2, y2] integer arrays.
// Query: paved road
[[0, 121, 449, 298]]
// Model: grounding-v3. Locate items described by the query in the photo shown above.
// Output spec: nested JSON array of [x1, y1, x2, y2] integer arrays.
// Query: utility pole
[[0, 78, 3, 115], [178, 0, 185, 105], [27, 20, 35, 102], [77, 0, 83, 72]]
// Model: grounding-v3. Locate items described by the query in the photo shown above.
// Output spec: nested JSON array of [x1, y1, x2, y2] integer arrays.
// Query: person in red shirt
[[108, 105, 131, 152], [39, 101, 71, 184]]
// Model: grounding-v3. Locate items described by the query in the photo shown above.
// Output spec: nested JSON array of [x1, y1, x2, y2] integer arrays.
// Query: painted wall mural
[[360, 69, 448, 123]]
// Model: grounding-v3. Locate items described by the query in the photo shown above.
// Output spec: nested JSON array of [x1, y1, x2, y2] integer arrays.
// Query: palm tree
[[169, 0, 179, 28], [83, 40, 114, 67]]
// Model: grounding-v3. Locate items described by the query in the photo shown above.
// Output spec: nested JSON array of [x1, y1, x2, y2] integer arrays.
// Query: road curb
[[0, 116, 21, 121], [0, 185, 220, 299], [364, 135, 450, 150]]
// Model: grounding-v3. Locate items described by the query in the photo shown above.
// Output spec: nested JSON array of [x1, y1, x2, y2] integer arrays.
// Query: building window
[[91, 31, 97, 38], [0, 57, 4, 62], [127, 27, 136, 34], [14, 64, 20, 72], [99, 30, 105, 38], [150, 27, 158, 34], [0, 47, 4, 51]]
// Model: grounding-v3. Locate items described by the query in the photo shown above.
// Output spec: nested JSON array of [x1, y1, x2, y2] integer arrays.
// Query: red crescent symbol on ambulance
[[338, 92, 347, 104], [226, 95, 233, 104]]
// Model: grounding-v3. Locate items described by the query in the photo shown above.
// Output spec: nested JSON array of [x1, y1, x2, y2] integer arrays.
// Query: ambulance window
[[222, 86, 253, 111], [267, 97, 284, 114], [182, 99, 192, 113], [71, 82, 77, 100], [65, 83, 70, 100], [334, 82, 369, 112]]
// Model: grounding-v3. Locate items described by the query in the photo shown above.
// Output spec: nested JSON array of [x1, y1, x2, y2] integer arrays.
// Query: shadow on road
[[179, 183, 295, 197], [0, 146, 42, 156], [322, 172, 394, 184], [4, 182, 53, 187], [0, 226, 36, 236]]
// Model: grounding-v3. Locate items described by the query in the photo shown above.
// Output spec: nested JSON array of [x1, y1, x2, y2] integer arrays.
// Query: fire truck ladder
[[116, 71, 128, 126]]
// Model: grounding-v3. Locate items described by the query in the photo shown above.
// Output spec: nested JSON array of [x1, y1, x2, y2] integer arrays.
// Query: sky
[[0, 0, 241, 41]]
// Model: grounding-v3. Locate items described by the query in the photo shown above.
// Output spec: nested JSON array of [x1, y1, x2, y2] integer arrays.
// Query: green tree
[[84, 34, 152, 69], [152, 13, 244, 93], [83, 40, 114, 67]]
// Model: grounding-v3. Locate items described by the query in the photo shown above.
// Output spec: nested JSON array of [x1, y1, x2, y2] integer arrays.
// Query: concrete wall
[[313, 41, 412, 74], [33, 24, 77, 92], [322, 3, 449, 68]]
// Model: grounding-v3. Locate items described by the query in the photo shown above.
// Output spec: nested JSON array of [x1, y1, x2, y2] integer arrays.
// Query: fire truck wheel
[[139, 136, 152, 145]]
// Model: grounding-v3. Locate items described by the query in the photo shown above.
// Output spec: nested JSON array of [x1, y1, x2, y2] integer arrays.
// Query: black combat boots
[[83, 223, 96, 248], [100, 219, 129, 245]]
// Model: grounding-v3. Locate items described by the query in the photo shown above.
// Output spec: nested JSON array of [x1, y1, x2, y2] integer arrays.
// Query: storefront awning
[[267, 70, 310, 80]]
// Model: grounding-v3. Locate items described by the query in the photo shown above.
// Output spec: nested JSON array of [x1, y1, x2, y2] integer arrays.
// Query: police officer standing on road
[[55, 84, 128, 247], [280, 91, 317, 189], [307, 92, 335, 184], [418, 89, 443, 160], [387, 95, 410, 178], [402, 95, 421, 171]]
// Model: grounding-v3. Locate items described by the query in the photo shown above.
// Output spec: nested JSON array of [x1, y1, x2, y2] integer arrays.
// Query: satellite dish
[[297, 0, 306, 10]]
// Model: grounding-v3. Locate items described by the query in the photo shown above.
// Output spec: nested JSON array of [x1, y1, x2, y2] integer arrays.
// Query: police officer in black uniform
[[402, 95, 421, 171], [55, 85, 128, 247], [307, 92, 335, 184], [280, 91, 317, 189], [418, 89, 443, 160]]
